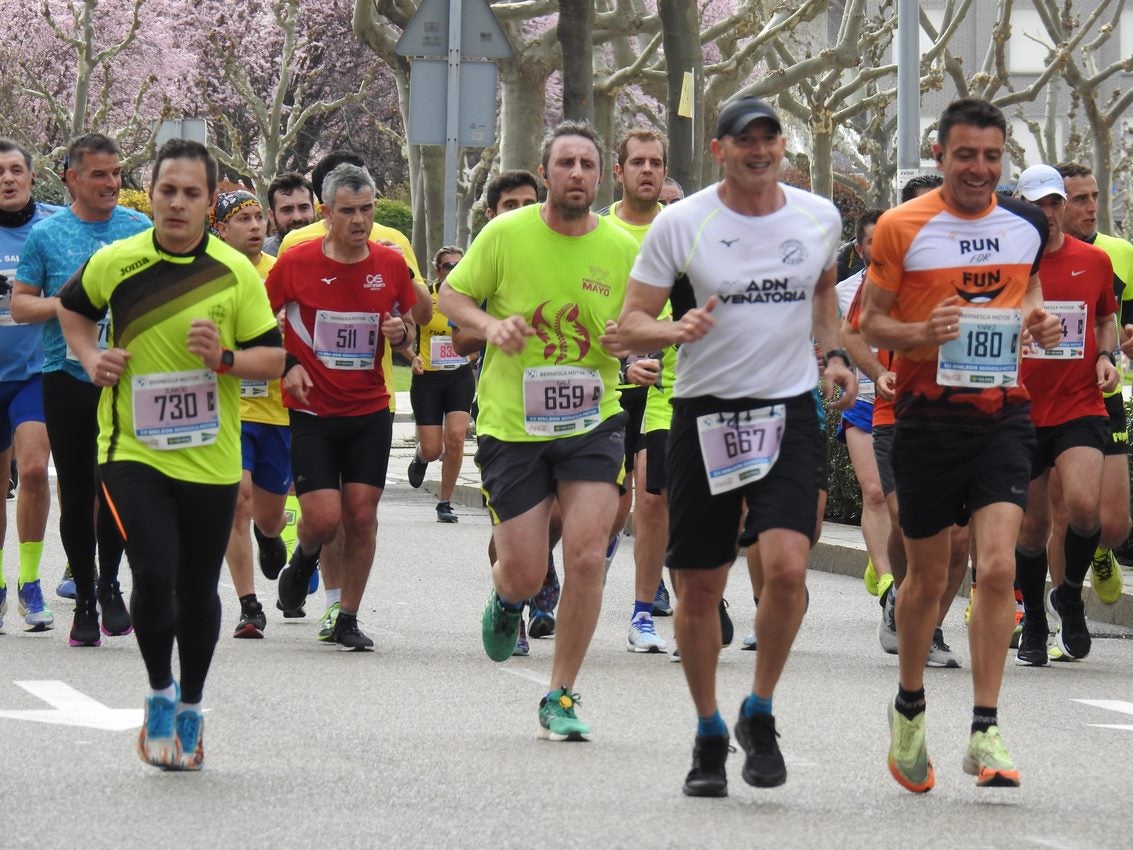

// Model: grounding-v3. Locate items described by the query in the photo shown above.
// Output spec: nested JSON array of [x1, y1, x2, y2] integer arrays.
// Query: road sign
[[395, 0, 511, 59], [407, 60, 497, 148], [0, 681, 141, 731]]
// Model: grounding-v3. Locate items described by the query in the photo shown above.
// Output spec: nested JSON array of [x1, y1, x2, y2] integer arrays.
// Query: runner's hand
[[625, 358, 661, 387], [88, 347, 130, 387], [487, 315, 534, 355], [1097, 356, 1119, 393], [411, 355, 424, 375], [822, 359, 857, 411], [187, 318, 223, 369], [381, 312, 408, 347], [1120, 324, 1133, 359], [672, 295, 716, 344], [600, 320, 628, 358], [876, 370, 897, 401], [1025, 307, 1062, 351], [924, 296, 962, 345], [283, 363, 313, 405]]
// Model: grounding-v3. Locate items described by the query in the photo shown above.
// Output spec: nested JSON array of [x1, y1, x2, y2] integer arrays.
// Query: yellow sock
[[18, 541, 44, 585], [0, 549, 5, 588]]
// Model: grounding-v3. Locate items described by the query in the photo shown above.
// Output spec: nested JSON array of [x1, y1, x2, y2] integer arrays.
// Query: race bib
[[0, 288, 14, 327], [240, 379, 269, 398], [522, 365, 603, 436], [696, 406, 785, 495], [1024, 300, 1086, 360], [937, 307, 1022, 388], [313, 310, 379, 370], [66, 315, 111, 362], [429, 334, 466, 370], [132, 369, 219, 450]]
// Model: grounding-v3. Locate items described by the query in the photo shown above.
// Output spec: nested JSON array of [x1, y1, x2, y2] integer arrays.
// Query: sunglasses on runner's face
[[440, 261, 459, 270]]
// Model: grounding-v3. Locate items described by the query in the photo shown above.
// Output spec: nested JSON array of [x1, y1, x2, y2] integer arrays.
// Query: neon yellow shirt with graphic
[[69, 231, 278, 484], [445, 204, 638, 442], [238, 251, 288, 426]]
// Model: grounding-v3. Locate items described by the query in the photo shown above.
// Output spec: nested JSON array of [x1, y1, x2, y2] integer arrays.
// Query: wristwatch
[[215, 348, 235, 374]]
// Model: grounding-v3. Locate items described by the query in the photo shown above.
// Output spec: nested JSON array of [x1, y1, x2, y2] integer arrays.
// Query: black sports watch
[[215, 348, 235, 374]]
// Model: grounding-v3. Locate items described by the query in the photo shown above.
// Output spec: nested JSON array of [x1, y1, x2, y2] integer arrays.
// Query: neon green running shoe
[[864, 558, 879, 596], [962, 725, 1020, 787], [539, 687, 590, 741], [316, 602, 341, 642], [1089, 547, 1123, 605], [887, 702, 934, 793], [481, 590, 521, 662]]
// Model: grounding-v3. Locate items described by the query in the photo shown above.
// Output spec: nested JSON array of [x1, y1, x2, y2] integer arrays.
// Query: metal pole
[[443, 0, 462, 247], [896, 0, 921, 178]]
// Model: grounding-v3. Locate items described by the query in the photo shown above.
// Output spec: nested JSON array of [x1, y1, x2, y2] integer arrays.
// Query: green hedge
[[373, 198, 412, 240]]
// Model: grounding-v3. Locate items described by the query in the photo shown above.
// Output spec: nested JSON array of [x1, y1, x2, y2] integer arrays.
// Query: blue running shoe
[[604, 534, 620, 578], [172, 708, 204, 771], [308, 566, 320, 595], [56, 564, 76, 600], [533, 554, 560, 613], [0, 585, 7, 633], [652, 579, 673, 616], [18, 580, 54, 631], [137, 685, 180, 768]]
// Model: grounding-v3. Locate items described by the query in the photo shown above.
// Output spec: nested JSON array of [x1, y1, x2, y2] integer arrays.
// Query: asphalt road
[[2, 469, 1132, 850]]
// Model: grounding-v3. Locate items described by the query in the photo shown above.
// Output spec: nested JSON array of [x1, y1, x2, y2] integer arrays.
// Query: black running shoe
[[97, 580, 133, 636], [254, 526, 288, 580], [278, 546, 320, 613], [436, 501, 458, 523], [234, 601, 267, 639], [528, 609, 556, 639], [1015, 616, 1049, 667], [734, 712, 787, 788], [407, 453, 428, 489], [1047, 587, 1091, 659], [332, 611, 374, 651], [68, 600, 101, 648], [719, 598, 734, 647], [683, 735, 731, 797]]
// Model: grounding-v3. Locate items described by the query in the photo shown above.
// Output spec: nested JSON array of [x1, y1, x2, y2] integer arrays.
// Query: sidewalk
[[392, 393, 1133, 631]]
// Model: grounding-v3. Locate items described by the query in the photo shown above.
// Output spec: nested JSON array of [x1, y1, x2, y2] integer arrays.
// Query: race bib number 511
[[937, 307, 1022, 388]]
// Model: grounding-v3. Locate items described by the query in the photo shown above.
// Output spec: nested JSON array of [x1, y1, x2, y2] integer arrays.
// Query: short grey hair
[[322, 163, 376, 208]]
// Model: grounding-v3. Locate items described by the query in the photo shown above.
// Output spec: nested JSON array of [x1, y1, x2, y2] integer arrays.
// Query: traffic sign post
[[397, 0, 512, 247]]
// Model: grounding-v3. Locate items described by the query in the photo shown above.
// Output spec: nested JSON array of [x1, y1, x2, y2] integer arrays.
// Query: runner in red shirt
[[1013, 164, 1118, 666]]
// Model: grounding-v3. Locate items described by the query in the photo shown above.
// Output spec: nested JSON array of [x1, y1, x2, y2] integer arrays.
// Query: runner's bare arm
[[812, 265, 857, 408], [437, 282, 533, 355], [618, 277, 697, 351], [1023, 272, 1061, 350], [859, 282, 960, 350], [58, 304, 129, 387], [10, 281, 58, 324], [840, 318, 888, 383], [187, 319, 284, 380]]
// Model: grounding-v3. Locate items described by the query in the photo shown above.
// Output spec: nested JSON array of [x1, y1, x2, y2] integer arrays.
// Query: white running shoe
[[627, 612, 667, 653]]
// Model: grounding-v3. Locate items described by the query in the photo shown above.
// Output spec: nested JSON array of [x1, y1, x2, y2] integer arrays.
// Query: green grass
[[392, 364, 412, 393]]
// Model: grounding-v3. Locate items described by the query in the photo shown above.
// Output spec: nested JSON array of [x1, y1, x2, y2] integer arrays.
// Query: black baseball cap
[[714, 96, 782, 139]]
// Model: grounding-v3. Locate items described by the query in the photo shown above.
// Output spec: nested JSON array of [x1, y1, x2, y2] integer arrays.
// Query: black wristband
[[283, 353, 300, 377], [1098, 351, 1117, 366], [824, 348, 851, 368], [389, 327, 409, 348]]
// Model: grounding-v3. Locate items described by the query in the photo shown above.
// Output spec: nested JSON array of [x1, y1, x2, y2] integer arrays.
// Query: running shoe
[[1046, 587, 1091, 660], [331, 611, 374, 651], [925, 628, 960, 668], [56, 564, 76, 599], [879, 587, 897, 654], [97, 580, 133, 636], [17, 580, 54, 631], [741, 631, 757, 651], [278, 546, 319, 613], [1090, 547, 1123, 605], [876, 572, 893, 603], [962, 725, 1020, 787], [683, 735, 731, 797], [864, 557, 879, 597], [0, 586, 7, 633], [627, 611, 667, 653], [532, 554, 560, 613], [1010, 588, 1024, 648], [887, 702, 934, 793], [528, 608, 555, 639], [670, 646, 680, 662], [481, 590, 521, 662], [652, 579, 673, 616], [512, 618, 530, 656], [276, 600, 306, 618], [172, 707, 204, 771], [538, 688, 590, 741], [407, 452, 428, 488], [436, 501, 458, 523], [603, 534, 620, 578], [255, 527, 288, 580], [734, 711, 786, 787], [69, 600, 101, 648], [233, 600, 267, 639], [308, 566, 320, 595], [137, 686, 180, 769], [317, 602, 341, 642], [1015, 616, 1050, 667], [719, 598, 733, 647]]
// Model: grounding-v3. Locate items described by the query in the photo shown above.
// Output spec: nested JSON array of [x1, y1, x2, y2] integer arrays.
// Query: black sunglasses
[[439, 261, 459, 270]]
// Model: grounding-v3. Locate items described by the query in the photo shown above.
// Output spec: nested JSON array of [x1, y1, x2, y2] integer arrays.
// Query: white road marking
[[0, 680, 141, 731]]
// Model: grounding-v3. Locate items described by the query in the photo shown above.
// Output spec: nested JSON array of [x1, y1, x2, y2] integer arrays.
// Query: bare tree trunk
[[593, 89, 616, 209], [557, 0, 594, 123], [499, 62, 547, 171], [810, 108, 834, 199], [658, 0, 702, 194]]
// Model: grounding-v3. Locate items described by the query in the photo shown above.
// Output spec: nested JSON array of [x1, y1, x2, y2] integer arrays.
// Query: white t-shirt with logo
[[632, 183, 841, 400]]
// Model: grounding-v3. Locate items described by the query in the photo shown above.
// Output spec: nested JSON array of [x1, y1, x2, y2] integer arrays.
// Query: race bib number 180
[[937, 307, 1022, 388], [696, 405, 785, 495]]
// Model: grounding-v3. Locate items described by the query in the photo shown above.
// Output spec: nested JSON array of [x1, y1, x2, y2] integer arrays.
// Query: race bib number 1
[[937, 307, 1022, 388], [696, 405, 785, 495], [313, 310, 379, 370], [1024, 300, 1086, 360], [132, 369, 219, 450], [522, 365, 603, 436]]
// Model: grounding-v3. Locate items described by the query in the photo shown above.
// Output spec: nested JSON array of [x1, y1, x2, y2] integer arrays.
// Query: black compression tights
[[100, 461, 238, 704]]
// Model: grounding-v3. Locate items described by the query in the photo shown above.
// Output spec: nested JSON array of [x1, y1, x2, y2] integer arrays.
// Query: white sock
[[148, 683, 177, 702], [177, 700, 203, 715], [325, 587, 341, 607]]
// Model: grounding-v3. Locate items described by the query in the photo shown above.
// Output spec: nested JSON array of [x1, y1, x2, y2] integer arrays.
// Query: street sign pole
[[444, 0, 462, 247]]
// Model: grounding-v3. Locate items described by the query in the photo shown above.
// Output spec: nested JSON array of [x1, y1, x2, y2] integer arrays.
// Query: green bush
[[373, 198, 412, 240], [823, 396, 862, 525]]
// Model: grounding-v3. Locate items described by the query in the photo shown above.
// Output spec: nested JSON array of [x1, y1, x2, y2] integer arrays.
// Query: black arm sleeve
[[236, 326, 283, 350], [58, 263, 106, 322], [1120, 298, 1133, 329]]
